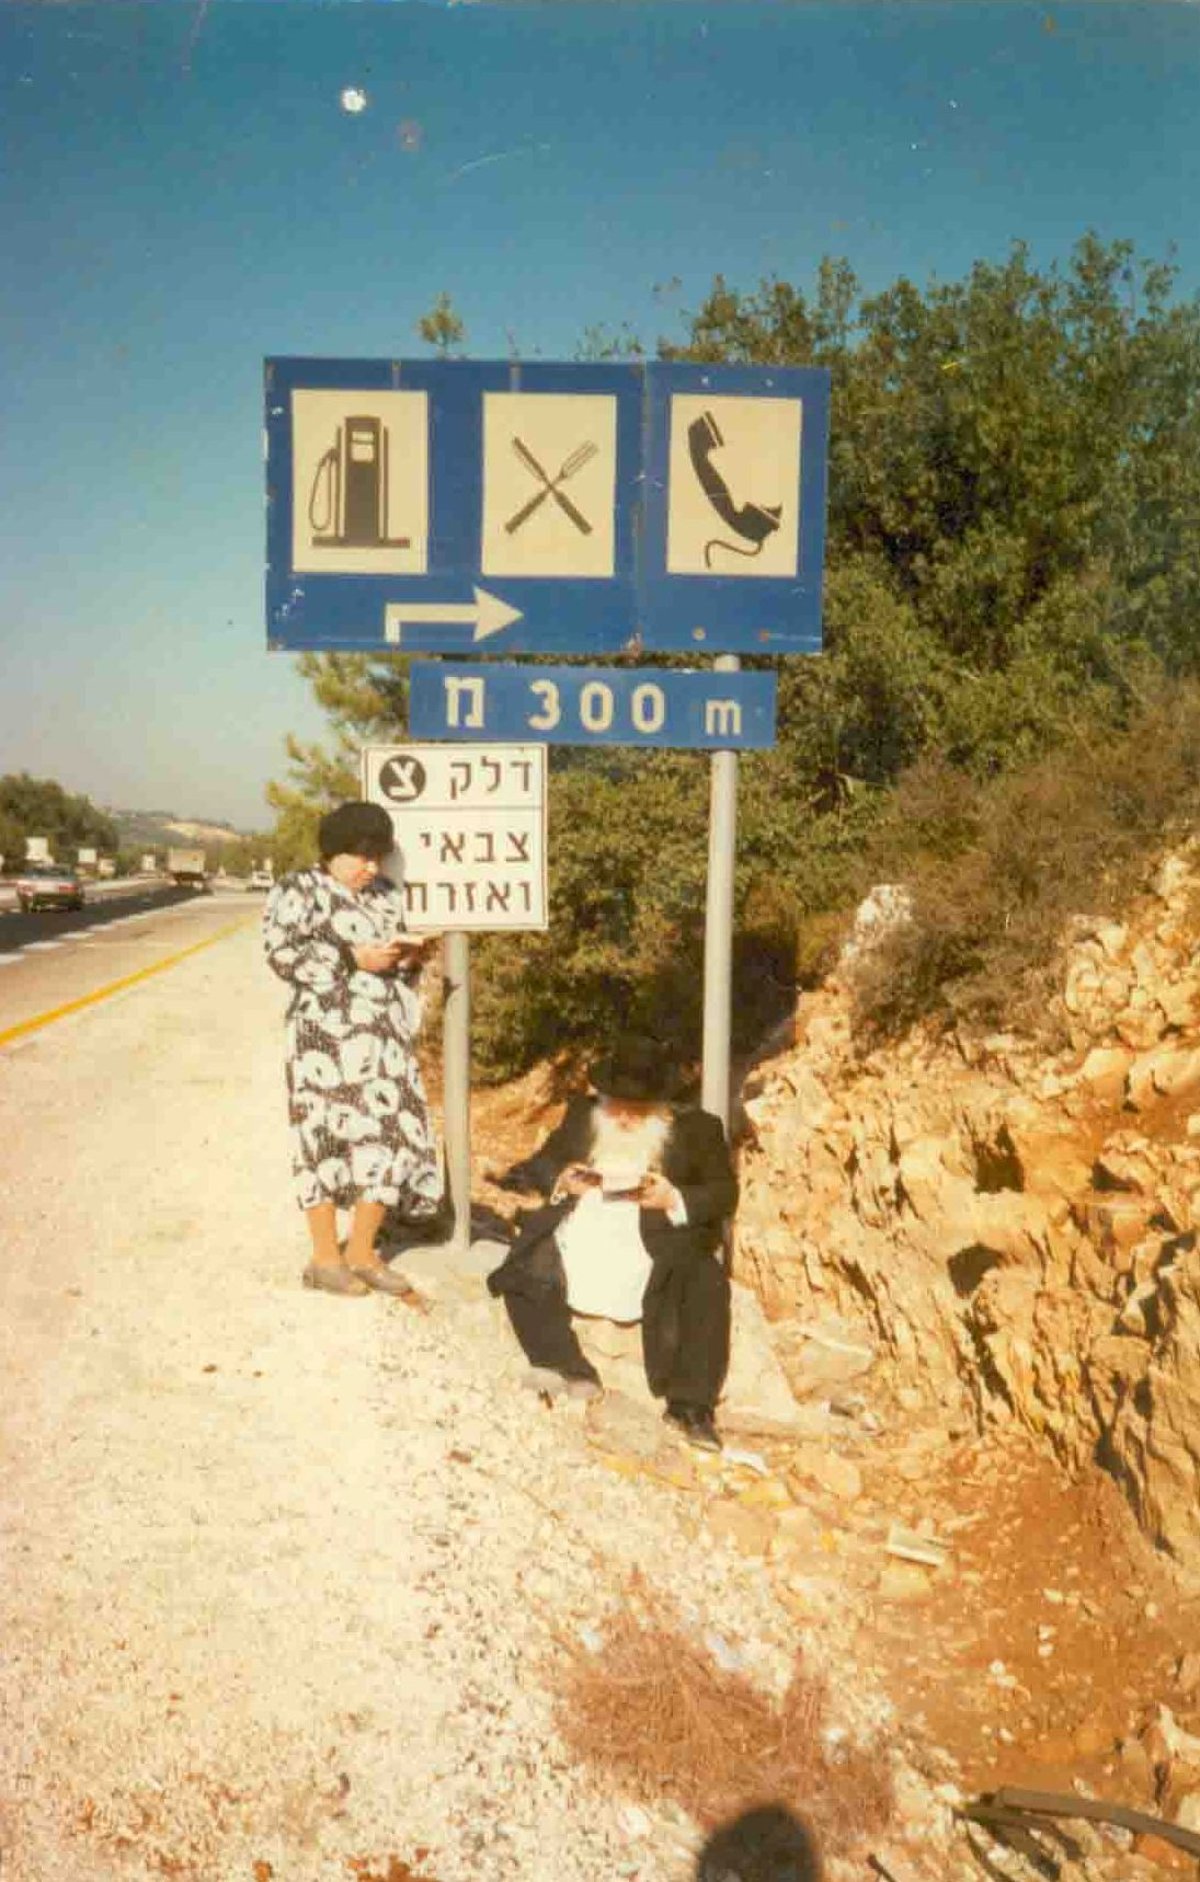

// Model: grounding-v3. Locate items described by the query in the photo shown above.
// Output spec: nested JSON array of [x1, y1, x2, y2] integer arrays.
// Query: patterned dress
[[263, 867, 441, 1213]]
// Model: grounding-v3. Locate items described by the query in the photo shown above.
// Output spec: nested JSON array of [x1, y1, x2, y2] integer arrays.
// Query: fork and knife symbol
[[504, 435, 598, 536]]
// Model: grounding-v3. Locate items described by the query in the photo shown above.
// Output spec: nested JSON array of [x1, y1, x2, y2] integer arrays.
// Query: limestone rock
[[1173, 1790, 1200, 1833], [1152, 855, 1194, 902], [705, 1498, 777, 1558], [1119, 1008, 1171, 1052], [1077, 1045, 1136, 1103], [1098, 1249, 1200, 1564], [876, 1559, 936, 1602], [785, 1445, 863, 1505], [719, 1281, 809, 1431], [771, 1314, 876, 1399], [1176, 1651, 1200, 1698], [1130, 1831, 1196, 1872], [1159, 982, 1200, 1032], [733, 847, 1200, 1578], [583, 1389, 669, 1463], [1128, 1046, 1200, 1110]]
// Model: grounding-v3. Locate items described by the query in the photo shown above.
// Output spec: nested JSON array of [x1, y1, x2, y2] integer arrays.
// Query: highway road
[[0, 885, 267, 1049], [0, 879, 195, 941], [0, 873, 211, 914]]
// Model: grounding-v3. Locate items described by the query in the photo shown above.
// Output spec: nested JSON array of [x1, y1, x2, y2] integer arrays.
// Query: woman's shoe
[[302, 1263, 369, 1297], [348, 1262, 432, 1311]]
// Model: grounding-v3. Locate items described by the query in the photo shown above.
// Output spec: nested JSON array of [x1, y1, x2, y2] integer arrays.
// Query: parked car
[[247, 869, 274, 891], [16, 863, 86, 913]]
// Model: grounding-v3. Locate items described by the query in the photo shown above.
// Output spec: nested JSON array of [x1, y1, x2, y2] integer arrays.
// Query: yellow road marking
[[0, 917, 254, 1051]]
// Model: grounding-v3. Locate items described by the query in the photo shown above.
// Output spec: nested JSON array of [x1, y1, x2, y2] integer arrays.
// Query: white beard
[[590, 1105, 670, 1182]]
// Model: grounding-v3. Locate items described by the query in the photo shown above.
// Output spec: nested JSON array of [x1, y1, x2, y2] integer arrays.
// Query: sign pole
[[701, 654, 739, 1135], [441, 931, 472, 1254]]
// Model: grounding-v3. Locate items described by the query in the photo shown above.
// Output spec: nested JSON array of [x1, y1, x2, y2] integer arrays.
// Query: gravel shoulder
[[0, 925, 899, 1882]]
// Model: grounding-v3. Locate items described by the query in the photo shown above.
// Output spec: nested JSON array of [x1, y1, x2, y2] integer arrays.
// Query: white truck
[[166, 846, 209, 890]]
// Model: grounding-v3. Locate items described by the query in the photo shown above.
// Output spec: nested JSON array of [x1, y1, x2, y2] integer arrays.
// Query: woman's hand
[[353, 939, 411, 975]]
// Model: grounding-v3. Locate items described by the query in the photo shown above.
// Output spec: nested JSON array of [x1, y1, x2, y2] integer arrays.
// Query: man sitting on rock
[[488, 1035, 737, 1451]]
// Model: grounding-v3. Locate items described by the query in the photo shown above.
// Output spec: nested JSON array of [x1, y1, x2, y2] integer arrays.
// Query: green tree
[[265, 651, 410, 870], [416, 291, 466, 358], [0, 772, 119, 862], [0, 808, 24, 872], [678, 236, 1200, 719]]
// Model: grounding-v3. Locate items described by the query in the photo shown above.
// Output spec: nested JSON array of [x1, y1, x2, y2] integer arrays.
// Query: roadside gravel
[[0, 922, 892, 1882]]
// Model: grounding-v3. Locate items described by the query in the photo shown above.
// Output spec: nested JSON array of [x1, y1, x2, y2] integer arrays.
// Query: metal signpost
[[266, 355, 829, 1249]]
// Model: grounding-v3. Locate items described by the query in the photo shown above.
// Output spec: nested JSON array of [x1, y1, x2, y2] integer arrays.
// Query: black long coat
[[487, 1097, 737, 1399]]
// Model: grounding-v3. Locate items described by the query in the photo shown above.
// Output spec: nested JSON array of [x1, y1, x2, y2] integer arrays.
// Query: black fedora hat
[[587, 1033, 679, 1103]]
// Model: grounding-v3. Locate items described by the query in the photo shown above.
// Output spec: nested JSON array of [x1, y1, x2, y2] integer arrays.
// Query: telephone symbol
[[687, 411, 782, 569]]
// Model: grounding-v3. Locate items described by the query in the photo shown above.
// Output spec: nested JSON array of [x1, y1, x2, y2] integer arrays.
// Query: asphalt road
[[0, 886, 267, 1048], [0, 881, 200, 951]]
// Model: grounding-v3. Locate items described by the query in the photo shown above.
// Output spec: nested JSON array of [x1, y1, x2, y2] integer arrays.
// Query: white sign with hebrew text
[[361, 742, 547, 933]]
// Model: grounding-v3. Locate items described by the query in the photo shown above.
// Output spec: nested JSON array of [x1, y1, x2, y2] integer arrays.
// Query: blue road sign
[[265, 357, 829, 658], [408, 662, 777, 750]]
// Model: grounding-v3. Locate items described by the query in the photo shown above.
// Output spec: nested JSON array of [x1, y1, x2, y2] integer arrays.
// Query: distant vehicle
[[166, 846, 209, 890], [16, 863, 86, 913], [247, 868, 274, 891]]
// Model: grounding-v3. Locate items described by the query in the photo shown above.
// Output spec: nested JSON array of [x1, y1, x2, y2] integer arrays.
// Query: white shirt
[[557, 1190, 650, 1322], [553, 1106, 686, 1323]]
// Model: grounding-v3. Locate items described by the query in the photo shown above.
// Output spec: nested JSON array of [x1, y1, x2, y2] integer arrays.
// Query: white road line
[[0, 955, 22, 966], [20, 941, 66, 952]]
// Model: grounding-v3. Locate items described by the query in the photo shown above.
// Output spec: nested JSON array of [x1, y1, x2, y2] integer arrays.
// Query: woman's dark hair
[[317, 801, 395, 863]]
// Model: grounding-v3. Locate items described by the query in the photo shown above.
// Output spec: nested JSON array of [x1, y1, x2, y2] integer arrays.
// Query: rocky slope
[[734, 847, 1200, 1582]]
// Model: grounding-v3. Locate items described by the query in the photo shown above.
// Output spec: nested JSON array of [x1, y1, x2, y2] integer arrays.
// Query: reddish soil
[[858, 1430, 1200, 1803]]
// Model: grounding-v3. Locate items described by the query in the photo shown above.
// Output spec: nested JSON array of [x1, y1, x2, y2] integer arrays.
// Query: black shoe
[[664, 1402, 722, 1453]]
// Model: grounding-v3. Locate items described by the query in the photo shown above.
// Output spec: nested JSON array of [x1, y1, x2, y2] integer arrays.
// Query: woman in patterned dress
[[263, 801, 441, 1297]]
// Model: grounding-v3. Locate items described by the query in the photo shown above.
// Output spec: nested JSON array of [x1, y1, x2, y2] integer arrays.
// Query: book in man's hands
[[599, 1165, 645, 1200]]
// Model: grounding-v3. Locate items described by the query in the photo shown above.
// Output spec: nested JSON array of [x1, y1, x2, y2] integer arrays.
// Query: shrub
[[848, 678, 1200, 1042]]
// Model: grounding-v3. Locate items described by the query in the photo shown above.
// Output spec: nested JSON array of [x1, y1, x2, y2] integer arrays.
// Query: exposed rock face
[[735, 846, 1200, 1577]]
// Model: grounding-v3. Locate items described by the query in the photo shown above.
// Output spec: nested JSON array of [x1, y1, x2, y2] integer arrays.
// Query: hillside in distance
[[108, 809, 251, 848]]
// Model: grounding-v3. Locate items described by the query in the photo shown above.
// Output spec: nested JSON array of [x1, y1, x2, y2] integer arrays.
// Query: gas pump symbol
[[308, 416, 411, 550]]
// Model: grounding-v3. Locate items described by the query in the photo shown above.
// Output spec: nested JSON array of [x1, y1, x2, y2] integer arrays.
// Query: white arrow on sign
[[384, 586, 523, 646]]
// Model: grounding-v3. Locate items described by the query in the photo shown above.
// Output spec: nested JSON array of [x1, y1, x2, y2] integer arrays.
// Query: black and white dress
[[263, 866, 440, 1214]]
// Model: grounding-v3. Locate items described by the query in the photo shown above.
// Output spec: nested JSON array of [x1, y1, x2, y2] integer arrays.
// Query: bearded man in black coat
[[488, 1035, 737, 1451]]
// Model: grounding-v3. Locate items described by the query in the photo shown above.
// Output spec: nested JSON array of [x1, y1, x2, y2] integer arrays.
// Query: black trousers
[[501, 1240, 730, 1412]]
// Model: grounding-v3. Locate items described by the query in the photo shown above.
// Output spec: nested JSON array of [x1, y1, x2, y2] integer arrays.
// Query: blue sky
[[2, 0, 1198, 830]]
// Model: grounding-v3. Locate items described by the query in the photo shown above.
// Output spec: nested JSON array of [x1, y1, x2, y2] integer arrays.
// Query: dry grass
[[550, 1575, 892, 1860]]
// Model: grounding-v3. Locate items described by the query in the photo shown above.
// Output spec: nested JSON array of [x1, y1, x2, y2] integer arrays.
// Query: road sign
[[266, 357, 829, 657], [361, 743, 547, 933], [408, 661, 777, 750]]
